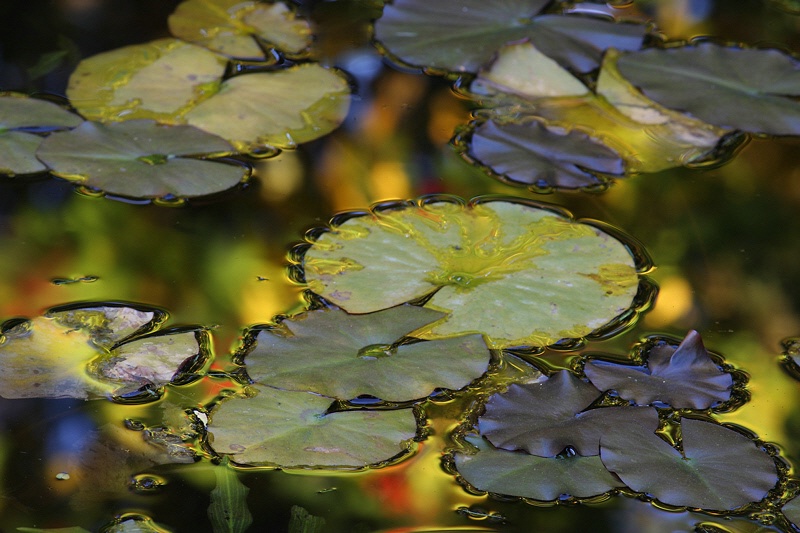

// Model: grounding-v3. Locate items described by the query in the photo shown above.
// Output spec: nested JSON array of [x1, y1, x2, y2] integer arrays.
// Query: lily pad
[[478, 370, 659, 456], [373, 0, 646, 73], [600, 418, 779, 511], [782, 494, 800, 528], [301, 197, 644, 349], [464, 44, 732, 187], [0, 93, 83, 175], [244, 305, 492, 401], [94, 328, 208, 389], [184, 63, 352, 151], [0, 304, 203, 399], [36, 119, 247, 199], [454, 435, 626, 500], [615, 42, 800, 135], [465, 118, 625, 190], [168, 0, 312, 60], [584, 330, 733, 409], [67, 38, 227, 123], [207, 384, 418, 468]]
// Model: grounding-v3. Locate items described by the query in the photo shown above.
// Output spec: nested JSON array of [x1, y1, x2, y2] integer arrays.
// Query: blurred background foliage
[[2, 0, 800, 531]]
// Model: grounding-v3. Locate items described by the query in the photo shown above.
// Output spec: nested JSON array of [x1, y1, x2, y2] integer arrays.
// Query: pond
[[2, 0, 800, 531]]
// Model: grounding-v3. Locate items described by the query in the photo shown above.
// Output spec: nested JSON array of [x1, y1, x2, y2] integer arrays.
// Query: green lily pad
[[478, 370, 659, 456], [373, 0, 646, 73], [584, 330, 733, 409], [0, 304, 202, 399], [0, 93, 83, 175], [454, 435, 626, 500], [465, 118, 625, 191], [244, 305, 492, 401], [301, 197, 644, 349], [615, 42, 800, 135], [168, 0, 312, 60], [184, 63, 352, 151], [208, 458, 253, 533], [208, 384, 418, 468], [36, 119, 247, 199], [600, 418, 779, 511], [67, 38, 227, 123]]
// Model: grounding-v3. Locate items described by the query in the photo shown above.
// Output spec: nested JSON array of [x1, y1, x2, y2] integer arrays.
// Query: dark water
[[2, 0, 800, 531]]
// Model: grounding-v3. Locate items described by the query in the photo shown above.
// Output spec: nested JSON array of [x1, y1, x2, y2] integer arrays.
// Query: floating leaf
[[245, 305, 491, 401], [374, 0, 646, 73], [0, 93, 83, 175], [479, 370, 659, 456], [584, 330, 733, 409], [208, 384, 417, 468], [466, 118, 625, 190], [169, 0, 312, 60], [288, 505, 326, 533], [301, 197, 644, 349], [782, 494, 800, 528], [615, 42, 800, 135], [208, 458, 253, 533], [600, 418, 778, 511], [67, 38, 227, 123], [184, 63, 352, 151], [46, 303, 164, 349], [463, 45, 732, 190], [0, 304, 200, 399], [454, 435, 626, 500], [36, 119, 246, 199], [94, 328, 208, 389]]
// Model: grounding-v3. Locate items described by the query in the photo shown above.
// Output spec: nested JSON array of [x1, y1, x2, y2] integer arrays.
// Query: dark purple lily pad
[[454, 435, 626, 500], [584, 330, 733, 409], [465, 118, 625, 191], [374, 0, 646, 73], [479, 370, 659, 456], [600, 418, 779, 511]]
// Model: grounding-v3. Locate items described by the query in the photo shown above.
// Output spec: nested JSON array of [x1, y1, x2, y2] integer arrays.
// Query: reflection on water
[[2, 0, 800, 531]]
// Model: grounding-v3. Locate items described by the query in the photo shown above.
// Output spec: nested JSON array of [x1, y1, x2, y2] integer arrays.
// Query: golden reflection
[[643, 274, 694, 327], [254, 152, 304, 202]]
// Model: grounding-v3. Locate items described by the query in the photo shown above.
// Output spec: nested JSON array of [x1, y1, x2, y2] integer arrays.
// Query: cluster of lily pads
[[373, 0, 800, 191], [6, 194, 800, 523], [0, 0, 351, 200]]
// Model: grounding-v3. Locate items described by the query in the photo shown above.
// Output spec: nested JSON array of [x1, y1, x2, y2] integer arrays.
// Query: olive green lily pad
[[168, 0, 312, 60], [0, 93, 83, 175], [600, 418, 779, 511], [373, 0, 646, 73], [208, 384, 417, 468], [245, 305, 492, 401], [67, 38, 227, 123], [46, 302, 165, 349], [184, 63, 352, 151], [615, 42, 800, 135], [301, 197, 643, 349], [36, 119, 246, 199], [454, 435, 626, 500]]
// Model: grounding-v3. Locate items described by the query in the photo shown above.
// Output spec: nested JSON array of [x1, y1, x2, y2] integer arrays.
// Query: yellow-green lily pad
[[207, 384, 418, 468], [36, 119, 247, 199], [168, 0, 312, 60], [0, 303, 205, 399], [67, 38, 227, 123], [244, 305, 492, 401], [300, 196, 646, 349], [0, 93, 83, 175], [184, 63, 352, 151]]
